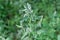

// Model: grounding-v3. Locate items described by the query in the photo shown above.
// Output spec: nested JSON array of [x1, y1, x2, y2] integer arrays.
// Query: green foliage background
[[0, 0, 60, 40]]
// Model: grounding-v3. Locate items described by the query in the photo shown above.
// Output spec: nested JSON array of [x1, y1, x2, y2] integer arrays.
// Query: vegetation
[[0, 0, 60, 40]]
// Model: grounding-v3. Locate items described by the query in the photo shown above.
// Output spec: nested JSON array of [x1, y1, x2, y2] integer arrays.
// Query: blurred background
[[0, 0, 60, 40]]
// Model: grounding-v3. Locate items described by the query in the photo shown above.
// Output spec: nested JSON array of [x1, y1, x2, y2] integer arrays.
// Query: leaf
[[57, 35, 60, 40]]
